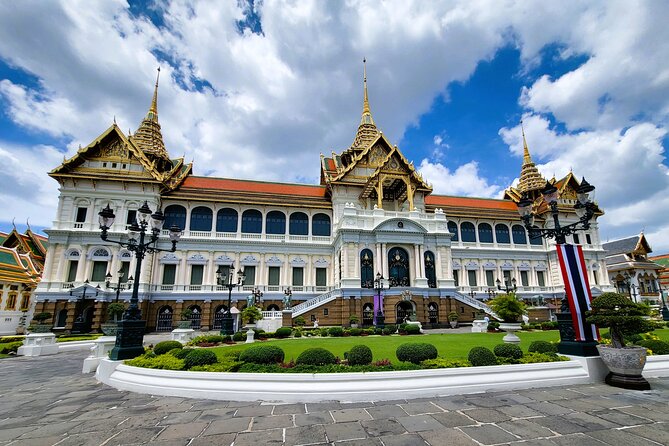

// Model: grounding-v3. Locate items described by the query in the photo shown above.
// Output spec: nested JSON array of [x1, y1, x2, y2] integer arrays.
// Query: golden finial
[[521, 119, 532, 165], [147, 66, 160, 122], [360, 58, 374, 125], [113, 115, 116, 124]]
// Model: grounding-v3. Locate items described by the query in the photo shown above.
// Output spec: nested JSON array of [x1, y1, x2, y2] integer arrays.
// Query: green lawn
[[211, 328, 669, 364]]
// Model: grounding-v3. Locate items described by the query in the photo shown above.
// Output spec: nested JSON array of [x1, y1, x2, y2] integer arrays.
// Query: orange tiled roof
[[181, 176, 328, 198], [425, 195, 518, 211]]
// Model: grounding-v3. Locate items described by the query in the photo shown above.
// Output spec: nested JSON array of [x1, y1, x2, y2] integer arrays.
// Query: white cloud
[[419, 159, 502, 198]]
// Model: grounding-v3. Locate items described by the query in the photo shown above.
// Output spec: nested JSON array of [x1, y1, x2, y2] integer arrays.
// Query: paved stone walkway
[[1, 351, 668, 446]]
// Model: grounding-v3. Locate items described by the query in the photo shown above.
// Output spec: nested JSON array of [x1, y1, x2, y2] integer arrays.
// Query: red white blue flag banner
[[556, 243, 599, 342]]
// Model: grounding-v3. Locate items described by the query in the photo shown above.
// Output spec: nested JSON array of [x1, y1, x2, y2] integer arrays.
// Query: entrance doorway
[[156, 306, 173, 332], [396, 300, 415, 324]]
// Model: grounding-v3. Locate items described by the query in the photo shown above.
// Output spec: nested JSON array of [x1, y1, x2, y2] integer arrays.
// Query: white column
[[382, 243, 387, 278], [342, 243, 349, 278], [414, 244, 420, 282], [375, 243, 382, 275]]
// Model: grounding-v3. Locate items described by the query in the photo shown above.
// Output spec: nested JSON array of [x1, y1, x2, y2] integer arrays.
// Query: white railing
[[452, 291, 500, 320], [241, 234, 262, 239], [150, 284, 334, 294], [215, 232, 237, 239], [61, 282, 74, 290], [189, 285, 202, 291], [189, 231, 212, 238], [266, 234, 285, 241], [291, 289, 342, 317], [261, 311, 283, 319]]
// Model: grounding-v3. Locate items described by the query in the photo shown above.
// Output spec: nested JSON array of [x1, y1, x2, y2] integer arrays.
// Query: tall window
[[388, 247, 410, 287], [241, 210, 262, 233], [447, 221, 459, 241], [289, 212, 309, 235], [360, 249, 374, 288], [537, 271, 545, 287], [461, 222, 476, 242], [467, 270, 477, 287], [216, 208, 238, 232], [243, 266, 256, 285], [119, 261, 130, 283], [573, 234, 580, 245], [453, 269, 459, 286], [126, 209, 137, 226], [316, 268, 327, 286], [520, 271, 529, 287], [75, 207, 88, 223], [292, 267, 304, 286], [266, 211, 286, 234], [164, 205, 187, 231], [529, 230, 543, 245], [217, 265, 231, 284], [67, 260, 78, 283], [485, 270, 494, 287], [592, 269, 599, 285], [162, 265, 176, 285], [503, 270, 512, 285], [424, 251, 436, 288], [511, 225, 527, 245], [268, 267, 280, 286], [91, 261, 108, 282], [6, 293, 17, 310], [478, 223, 493, 243], [190, 265, 204, 285], [495, 224, 510, 244], [190, 207, 213, 231], [586, 234, 592, 245], [312, 213, 331, 236]]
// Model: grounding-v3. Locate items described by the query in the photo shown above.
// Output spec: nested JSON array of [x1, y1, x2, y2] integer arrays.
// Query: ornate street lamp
[[657, 282, 669, 321], [516, 178, 599, 356], [486, 288, 496, 300], [283, 287, 292, 310], [622, 272, 639, 303], [98, 201, 182, 360], [69, 279, 100, 334], [105, 269, 134, 303], [373, 272, 385, 328], [216, 264, 245, 335], [252, 287, 264, 307], [496, 277, 517, 294], [469, 290, 477, 300]]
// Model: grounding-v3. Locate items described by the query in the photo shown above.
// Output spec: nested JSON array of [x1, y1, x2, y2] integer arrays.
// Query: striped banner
[[556, 243, 599, 342]]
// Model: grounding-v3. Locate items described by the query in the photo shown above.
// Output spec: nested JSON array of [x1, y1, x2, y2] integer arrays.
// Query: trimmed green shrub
[[396, 343, 438, 364], [294, 315, 306, 326], [0, 341, 22, 354], [169, 347, 193, 359], [189, 358, 242, 372], [296, 347, 337, 365], [541, 321, 559, 330], [404, 324, 421, 335], [188, 335, 228, 346], [154, 341, 183, 355], [126, 353, 185, 370], [468, 346, 497, 366], [518, 352, 569, 364], [233, 331, 245, 342], [239, 345, 285, 364], [294, 329, 302, 338], [275, 327, 293, 338], [385, 324, 397, 333], [421, 358, 471, 369], [586, 292, 653, 348], [347, 345, 373, 366], [349, 328, 362, 336], [382, 327, 393, 335], [493, 343, 523, 359], [528, 340, 558, 354], [0, 336, 24, 343], [183, 349, 218, 369], [329, 326, 344, 337], [487, 321, 500, 331], [637, 339, 669, 355]]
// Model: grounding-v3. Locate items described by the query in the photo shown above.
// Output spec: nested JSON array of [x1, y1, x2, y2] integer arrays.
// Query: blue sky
[[0, 1, 668, 251]]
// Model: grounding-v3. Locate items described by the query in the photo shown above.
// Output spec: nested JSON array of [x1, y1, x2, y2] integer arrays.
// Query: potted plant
[[101, 302, 125, 335], [448, 311, 459, 329], [178, 308, 193, 329], [488, 293, 526, 344], [349, 314, 359, 328], [586, 292, 653, 390], [242, 306, 263, 327], [294, 315, 306, 327], [30, 312, 52, 333]]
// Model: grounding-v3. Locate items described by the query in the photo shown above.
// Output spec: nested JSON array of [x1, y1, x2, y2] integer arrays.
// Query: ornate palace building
[[33, 69, 613, 332]]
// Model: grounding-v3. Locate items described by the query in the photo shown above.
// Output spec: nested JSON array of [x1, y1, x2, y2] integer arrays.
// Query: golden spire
[[517, 119, 545, 194], [147, 67, 160, 122], [131, 67, 170, 168], [521, 120, 532, 164], [360, 58, 374, 126], [351, 58, 379, 150]]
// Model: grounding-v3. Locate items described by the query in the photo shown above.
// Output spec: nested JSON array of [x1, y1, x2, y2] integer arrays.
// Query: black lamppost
[[70, 279, 100, 334], [98, 201, 182, 360], [469, 290, 477, 300], [496, 277, 517, 294], [216, 264, 245, 335], [486, 288, 496, 300], [283, 287, 292, 310], [105, 269, 134, 302], [252, 287, 264, 308], [516, 178, 598, 356], [374, 272, 385, 328], [658, 283, 669, 321], [622, 272, 639, 303]]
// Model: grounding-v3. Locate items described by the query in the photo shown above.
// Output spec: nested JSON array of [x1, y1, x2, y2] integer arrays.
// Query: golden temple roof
[[350, 59, 380, 151], [517, 122, 545, 194]]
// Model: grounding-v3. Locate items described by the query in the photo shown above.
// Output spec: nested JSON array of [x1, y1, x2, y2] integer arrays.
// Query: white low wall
[[644, 354, 669, 377], [58, 340, 97, 352]]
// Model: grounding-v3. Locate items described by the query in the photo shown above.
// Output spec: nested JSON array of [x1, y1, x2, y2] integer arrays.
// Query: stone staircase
[[291, 289, 343, 317], [451, 291, 501, 320]]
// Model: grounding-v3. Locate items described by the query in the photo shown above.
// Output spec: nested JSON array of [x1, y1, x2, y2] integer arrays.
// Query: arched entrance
[[56, 309, 68, 328], [396, 301, 415, 324], [188, 305, 202, 330], [428, 302, 438, 325], [388, 247, 410, 287], [81, 306, 94, 332], [362, 303, 374, 326], [212, 304, 228, 330], [156, 306, 173, 332]]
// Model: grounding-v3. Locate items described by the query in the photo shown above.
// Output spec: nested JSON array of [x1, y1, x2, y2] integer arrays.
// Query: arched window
[[164, 205, 186, 231], [187, 305, 202, 329], [266, 211, 286, 234], [241, 209, 262, 233], [424, 251, 436, 288], [362, 303, 374, 326], [461, 222, 476, 242], [289, 212, 308, 235], [529, 230, 543, 246], [189, 206, 213, 231], [312, 213, 331, 236], [428, 302, 438, 324], [56, 309, 67, 327], [512, 224, 528, 245], [478, 223, 493, 243], [495, 224, 510, 244], [212, 304, 228, 329], [448, 221, 459, 241], [267, 304, 280, 311], [388, 247, 410, 287], [360, 249, 374, 288], [216, 208, 238, 232], [156, 305, 173, 332]]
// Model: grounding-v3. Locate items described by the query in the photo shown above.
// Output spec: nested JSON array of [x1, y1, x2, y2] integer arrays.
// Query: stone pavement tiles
[[0, 351, 668, 445]]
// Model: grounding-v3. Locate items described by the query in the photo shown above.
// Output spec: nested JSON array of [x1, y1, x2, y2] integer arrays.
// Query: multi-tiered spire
[[517, 121, 546, 195], [351, 58, 379, 150], [131, 67, 171, 170]]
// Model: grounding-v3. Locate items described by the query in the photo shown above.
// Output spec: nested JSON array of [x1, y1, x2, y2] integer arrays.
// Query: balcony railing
[[149, 284, 334, 293]]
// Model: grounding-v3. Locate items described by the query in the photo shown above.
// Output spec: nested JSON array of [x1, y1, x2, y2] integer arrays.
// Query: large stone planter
[[171, 328, 195, 344], [100, 323, 119, 336], [499, 322, 522, 344], [30, 324, 52, 333], [17, 333, 59, 356], [596, 345, 650, 390]]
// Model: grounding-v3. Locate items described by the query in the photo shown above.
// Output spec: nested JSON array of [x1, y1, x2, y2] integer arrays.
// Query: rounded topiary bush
[[404, 324, 421, 335], [239, 345, 285, 364], [275, 327, 293, 339], [468, 346, 497, 366], [347, 345, 373, 366], [528, 340, 558, 354], [183, 349, 218, 369], [154, 340, 183, 355], [232, 331, 245, 342], [296, 347, 337, 365], [329, 326, 344, 337], [396, 342, 438, 364], [637, 339, 669, 355], [493, 343, 523, 359], [349, 328, 362, 336], [169, 347, 193, 359]]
